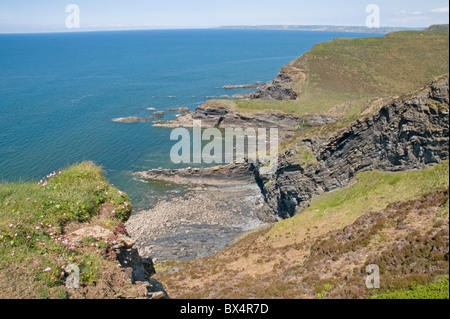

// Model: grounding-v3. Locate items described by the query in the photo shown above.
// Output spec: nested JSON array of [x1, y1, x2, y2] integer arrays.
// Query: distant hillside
[[425, 24, 450, 32], [235, 28, 449, 116], [219, 25, 421, 34]]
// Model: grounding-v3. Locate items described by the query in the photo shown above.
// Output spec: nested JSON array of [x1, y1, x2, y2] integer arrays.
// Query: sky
[[0, 0, 448, 33]]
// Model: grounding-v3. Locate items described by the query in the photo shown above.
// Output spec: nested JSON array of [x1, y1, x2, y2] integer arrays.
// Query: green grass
[[370, 276, 449, 299], [269, 160, 449, 238], [235, 30, 449, 116], [0, 162, 132, 297]]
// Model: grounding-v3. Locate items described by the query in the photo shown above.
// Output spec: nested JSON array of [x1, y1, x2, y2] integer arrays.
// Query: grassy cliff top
[[235, 29, 449, 116], [0, 162, 133, 299]]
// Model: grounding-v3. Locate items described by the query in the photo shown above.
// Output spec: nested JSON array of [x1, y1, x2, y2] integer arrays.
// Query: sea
[[0, 29, 382, 210]]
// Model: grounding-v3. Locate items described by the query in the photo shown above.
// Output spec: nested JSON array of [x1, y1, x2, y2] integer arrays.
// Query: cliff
[[259, 76, 449, 218]]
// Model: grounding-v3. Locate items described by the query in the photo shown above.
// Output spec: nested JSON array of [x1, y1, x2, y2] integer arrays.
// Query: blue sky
[[0, 0, 449, 33]]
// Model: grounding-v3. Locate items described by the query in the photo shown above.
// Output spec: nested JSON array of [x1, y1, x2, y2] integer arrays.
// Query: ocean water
[[0, 29, 381, 210]]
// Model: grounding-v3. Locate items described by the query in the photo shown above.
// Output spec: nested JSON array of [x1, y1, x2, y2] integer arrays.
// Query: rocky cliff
[[250, 64, 306, 100], [259, 76, 449, 218]]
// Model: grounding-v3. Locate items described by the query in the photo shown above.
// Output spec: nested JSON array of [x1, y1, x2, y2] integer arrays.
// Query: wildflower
[[26, 198, 30, 201], [11, 252, 15, 256], [43, 267, 52, 272], [9, 224, 13, 228]]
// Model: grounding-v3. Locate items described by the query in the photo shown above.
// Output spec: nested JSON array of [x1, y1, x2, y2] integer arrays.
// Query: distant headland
[[218, 24, 423, 34]]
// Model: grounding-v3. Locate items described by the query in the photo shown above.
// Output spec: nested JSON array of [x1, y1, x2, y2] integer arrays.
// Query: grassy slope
[[155, 161, 449, 299], [0, 162, 133, 299], [235, 30, 449, 116], [270, 161, 449, 241], [370, 276, 449, 299]]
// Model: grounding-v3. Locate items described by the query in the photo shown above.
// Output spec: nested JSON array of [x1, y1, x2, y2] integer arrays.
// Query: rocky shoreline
[[125, 76, 449, 264], [126, 163, 268, 261]]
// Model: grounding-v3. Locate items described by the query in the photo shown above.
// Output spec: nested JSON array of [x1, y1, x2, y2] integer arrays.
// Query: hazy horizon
[[0, 0, 448, 34]]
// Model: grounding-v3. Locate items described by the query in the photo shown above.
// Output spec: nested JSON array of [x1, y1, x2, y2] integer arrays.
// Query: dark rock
[[116, 248, 156, 282], [259, 77, 449, 218]]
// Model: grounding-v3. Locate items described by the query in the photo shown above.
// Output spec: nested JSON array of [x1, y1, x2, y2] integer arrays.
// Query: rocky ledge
[[222, 83, 265, 89], [249, 63, 307, 100], [66, 223, 169, 299], [129, 77, 448, 263]]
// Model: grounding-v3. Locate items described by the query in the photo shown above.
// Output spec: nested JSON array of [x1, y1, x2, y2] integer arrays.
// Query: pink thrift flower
[[44, 267, 52, 272]]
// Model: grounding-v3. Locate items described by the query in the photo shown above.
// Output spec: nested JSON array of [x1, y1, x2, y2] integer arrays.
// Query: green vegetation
[[371, 276, 449, 299], [425, 24, 449, 32], [235, 29, 449, 116], [270, 161, 449, 239], [0, 162, 132, 298]]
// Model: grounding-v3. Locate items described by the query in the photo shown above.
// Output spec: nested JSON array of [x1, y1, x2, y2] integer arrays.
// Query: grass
[[0, 161, 132, 298], [370, 276, 449, 299], [235, 30, 449, 116], [156, 161, 449, 299], [269, 160, 449, 241]]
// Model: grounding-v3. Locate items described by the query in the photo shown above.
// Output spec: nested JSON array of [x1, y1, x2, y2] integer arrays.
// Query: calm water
[[0, 29, 381, 210]]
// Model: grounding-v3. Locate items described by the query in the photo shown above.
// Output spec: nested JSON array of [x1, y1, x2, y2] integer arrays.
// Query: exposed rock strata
[[152, 99, 339, 139], [260, 77, 449, 218]]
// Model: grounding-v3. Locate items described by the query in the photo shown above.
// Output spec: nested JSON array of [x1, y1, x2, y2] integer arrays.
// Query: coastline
[[126, 163, 269, 261]]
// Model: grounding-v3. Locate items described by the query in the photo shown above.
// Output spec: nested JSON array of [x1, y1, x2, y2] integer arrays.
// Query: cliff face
[[259, 77, 449, 218], [250, 64, 306, 100]]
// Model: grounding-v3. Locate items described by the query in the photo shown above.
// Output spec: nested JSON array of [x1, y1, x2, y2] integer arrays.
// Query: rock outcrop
[[259, 76, 449, 218], [250, 64, 306, 100], [112, 115, 163, 123], [223, 84, 265, 89], [137, 162, 257, 186], [153, 99, 302, 131]]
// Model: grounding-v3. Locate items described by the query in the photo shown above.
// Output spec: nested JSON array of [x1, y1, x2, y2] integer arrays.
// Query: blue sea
[[0, 29, 381, 210]]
